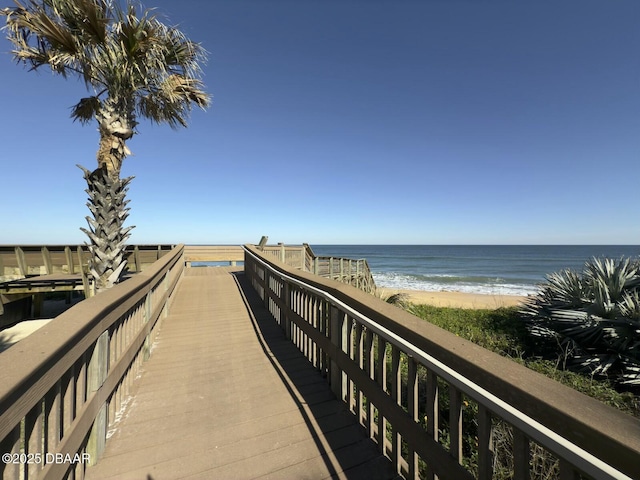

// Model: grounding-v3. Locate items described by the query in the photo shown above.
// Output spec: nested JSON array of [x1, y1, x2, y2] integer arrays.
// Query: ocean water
[[309, 245, 640, 296]]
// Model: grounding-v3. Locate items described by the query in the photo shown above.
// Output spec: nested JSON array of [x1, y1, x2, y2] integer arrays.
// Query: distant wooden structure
[[183, 240, 376, 294], [183, 245, 244, 266], [0, 245, 173, 320]]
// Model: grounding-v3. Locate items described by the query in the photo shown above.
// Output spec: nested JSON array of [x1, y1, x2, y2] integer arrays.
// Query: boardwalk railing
[[258, 243, 376, 293], [0, 244, 184, 480], [0, 244, 174, 282], [183, 245, 244, 266], [243, 244, 640, 480], [313, 256, 376, 294], [0, 245, 175, 320]]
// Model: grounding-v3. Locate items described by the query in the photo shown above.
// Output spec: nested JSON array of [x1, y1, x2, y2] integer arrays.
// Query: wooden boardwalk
[[86, 267, 397, 480]]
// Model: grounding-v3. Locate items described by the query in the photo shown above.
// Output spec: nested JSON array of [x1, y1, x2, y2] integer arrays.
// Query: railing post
[[87, 331, 109, 465], [283, 282, 291, 340], [330, 305, 347, 402], [41, 246, 52, 274], [15, 247, 27, 277], [264, 271, 270, 308]]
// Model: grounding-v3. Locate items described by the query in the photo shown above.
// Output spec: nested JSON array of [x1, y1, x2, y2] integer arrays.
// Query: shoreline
[[378, 288, 529, 309]]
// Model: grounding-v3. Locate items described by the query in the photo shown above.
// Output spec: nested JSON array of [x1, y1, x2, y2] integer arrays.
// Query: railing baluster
[[513, 429, 530, 480], [329, 306, 348, 402], [407, 356, 419, 480], [26, 402, 43, 479], [312, 296, 319, 369], [61, 368, 74, 439], [354, 322, 364, 425], [346, 317, 356, 413], [376, 336, 387, 454], [425, 369, 439, 480], [391, 345, 402, 474], [87, 331, 109, 464], [449, 385, 463, 464], [364, 328, 375, 440], [477, 404, 494, 480], [76, 354, 87, 413], [45, 381, 62, 457], [0, 424, 20, 479]]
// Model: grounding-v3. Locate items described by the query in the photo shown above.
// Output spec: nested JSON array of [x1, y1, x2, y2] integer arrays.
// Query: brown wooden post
[[477, 404, 494, 480], [134, 245, 141, 272], [449, 385, 464, 464], [365, 328, 375, 439], [513, 429, 530, 480], [87, 331, 109, 465], [425, 369, 439, 480], [15, 246, 27, 277], [283, 282, 291, 340], [330, 305, 347, 401], [407, 357, 419, 479], [143, 292, 152, 360], [0, 424, 20, 479], [391, 346, 402, 473], [33, 293, 44, 317], [45, 381, 62, 455], [42, 246, 53, 274], [263, 270, 270, 309], [25, 403, 43, 479], [64, 246, 74, 274], [376, 336, 387, 452]]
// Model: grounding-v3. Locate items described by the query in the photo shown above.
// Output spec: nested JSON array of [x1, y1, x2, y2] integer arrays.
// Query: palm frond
[[71, 96, 101, 124], [520, 256, 640, 388], [620, 290, 640, 320]]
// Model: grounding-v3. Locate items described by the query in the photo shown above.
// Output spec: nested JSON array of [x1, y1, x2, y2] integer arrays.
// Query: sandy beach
[[378, 288, 529, 309]]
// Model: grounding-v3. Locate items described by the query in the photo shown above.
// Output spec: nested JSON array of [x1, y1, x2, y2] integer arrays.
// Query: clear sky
[[1, 0, 638, 245]]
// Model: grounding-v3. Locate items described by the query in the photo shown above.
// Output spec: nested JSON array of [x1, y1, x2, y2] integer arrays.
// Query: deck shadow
[[232, 271, 399, 480]]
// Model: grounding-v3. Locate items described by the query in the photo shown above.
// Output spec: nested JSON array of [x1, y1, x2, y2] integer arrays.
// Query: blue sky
[[1, 0, 638, 245]]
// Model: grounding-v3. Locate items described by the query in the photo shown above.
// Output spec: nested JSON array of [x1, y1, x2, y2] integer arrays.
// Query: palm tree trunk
[[79, 165, 135, 294], [95, 97, 136, 180]]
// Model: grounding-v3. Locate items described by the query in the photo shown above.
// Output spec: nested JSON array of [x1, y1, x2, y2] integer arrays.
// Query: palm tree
[[2, 0, 210, 292], [520, 257, 640, 387]]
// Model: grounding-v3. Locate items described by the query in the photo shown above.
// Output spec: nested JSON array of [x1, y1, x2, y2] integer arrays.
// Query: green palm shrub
[[520, 257, 640, 387]]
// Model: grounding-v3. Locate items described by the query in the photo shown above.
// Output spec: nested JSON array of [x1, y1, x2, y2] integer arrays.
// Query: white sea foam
[[373, 272, 540, 297]]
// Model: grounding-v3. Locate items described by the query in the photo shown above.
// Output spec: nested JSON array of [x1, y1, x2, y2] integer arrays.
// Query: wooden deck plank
[[86, 267, 397, 480]]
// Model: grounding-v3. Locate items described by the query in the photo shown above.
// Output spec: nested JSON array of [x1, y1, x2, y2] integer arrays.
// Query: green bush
[[520, 257, 640, 388]]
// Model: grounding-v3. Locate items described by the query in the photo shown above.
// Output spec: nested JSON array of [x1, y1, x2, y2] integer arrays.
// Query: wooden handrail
[[0, 245, 185, 479], [255, 243, 376, 293], [0, 244, 175, 281], [243, 244, 640, 480]]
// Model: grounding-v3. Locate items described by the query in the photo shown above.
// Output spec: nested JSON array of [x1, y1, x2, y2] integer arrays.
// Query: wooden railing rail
[[0, 244, 185, 480], [183, 245, 244, 266], [243, 244, 640, 480], [260, 244, 308, 270], [256, 243, 376, 293], [0, 244, 174, 282], [313, 256, 376, 294]]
